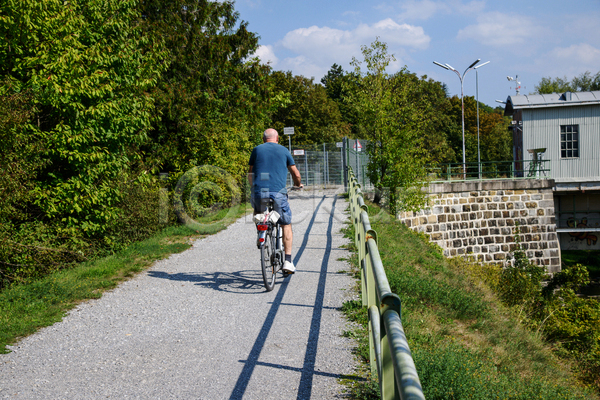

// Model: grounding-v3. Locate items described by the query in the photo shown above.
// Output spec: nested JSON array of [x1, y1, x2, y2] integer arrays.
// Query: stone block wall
[[398, 179, 561, 272]]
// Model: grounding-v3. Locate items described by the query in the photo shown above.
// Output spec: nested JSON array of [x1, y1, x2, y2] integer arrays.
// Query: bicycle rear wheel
[[261, 229, 276, 291]]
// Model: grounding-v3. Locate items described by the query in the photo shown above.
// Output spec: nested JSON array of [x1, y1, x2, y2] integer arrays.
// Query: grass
[[0, 203, 250, 353], [341, 200, 598, 400]]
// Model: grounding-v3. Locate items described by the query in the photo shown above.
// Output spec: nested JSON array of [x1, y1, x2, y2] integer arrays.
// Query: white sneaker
[[282, 260, 296, 274]]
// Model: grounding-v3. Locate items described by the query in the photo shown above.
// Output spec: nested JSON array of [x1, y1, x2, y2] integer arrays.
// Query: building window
[[560, 125, 579, 158]]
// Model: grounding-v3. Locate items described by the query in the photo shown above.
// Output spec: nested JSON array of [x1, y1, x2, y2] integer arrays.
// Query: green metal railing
[[427, 159, 551, 182], [347, 168, 425, 400]]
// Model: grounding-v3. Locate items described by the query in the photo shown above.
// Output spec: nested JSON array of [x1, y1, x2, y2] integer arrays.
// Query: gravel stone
[[0, 190, 357, 399]]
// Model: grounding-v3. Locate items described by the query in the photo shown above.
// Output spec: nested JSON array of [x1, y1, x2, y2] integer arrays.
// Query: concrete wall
[[398, 179, 561, 272]]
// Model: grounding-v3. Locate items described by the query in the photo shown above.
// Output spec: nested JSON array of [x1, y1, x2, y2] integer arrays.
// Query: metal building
[[504, 91, 600, 250]]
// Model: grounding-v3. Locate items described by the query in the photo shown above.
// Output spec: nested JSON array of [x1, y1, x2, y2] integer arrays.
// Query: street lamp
[[433, 58, 481, 179], [474, 61, 490, 179]]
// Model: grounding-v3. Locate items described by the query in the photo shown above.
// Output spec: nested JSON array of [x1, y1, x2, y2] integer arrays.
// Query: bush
[[0, 175, 169, 290], [498, 226, 545, 308], [495, 232, 600, 392]]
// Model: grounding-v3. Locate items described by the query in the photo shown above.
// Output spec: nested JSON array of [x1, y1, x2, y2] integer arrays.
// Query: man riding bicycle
[[249, 128, 303, 274]]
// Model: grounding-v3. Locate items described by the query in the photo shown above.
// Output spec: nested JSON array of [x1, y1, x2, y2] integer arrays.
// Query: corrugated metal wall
[[522, 105, 600, 181]]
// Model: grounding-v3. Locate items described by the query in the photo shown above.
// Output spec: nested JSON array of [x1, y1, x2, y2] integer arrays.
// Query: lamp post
[[433, 58, 481, 179], [474, 61, 490, 179]]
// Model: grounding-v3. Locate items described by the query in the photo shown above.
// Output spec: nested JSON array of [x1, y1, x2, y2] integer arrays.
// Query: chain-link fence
[[289, 143, 344, 187], [286, 139, 371, 189], [345, 138, 372, 190]]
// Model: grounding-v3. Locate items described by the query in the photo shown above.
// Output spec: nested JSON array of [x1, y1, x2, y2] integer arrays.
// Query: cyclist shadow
[[147, 269, 270, 294]]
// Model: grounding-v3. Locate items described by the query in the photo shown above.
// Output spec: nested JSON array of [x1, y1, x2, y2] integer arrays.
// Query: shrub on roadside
[[498, 227, 545, 309], [496, 232, 600, 392]]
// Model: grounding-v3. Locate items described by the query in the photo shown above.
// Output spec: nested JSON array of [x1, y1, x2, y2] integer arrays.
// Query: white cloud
[[272, 18, 429, 78], [550, 43, 600, 65], [277, 56, 324, 80], [457, 12, 544, 47], [252, 45, 279, 66], [281, 18, 429, 58], [539, 44, 600, 78]]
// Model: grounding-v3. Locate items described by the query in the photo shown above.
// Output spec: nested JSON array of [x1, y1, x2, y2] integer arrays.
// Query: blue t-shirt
[[249, 142, 295, 193]]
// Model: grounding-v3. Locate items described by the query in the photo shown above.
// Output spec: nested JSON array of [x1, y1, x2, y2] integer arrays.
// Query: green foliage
[[269, 71, 349, 145], [495, 235, 600, 391], [139, 0, 273, 178], [0, 82, 45, 224], [543, 263, 590, 298], [406, 75, 456, 164], [498, 227, 545, 308], [535, 71, 600, 94], [0, 0, 272, 289], [345, 39, 430, 214], [562, 250, 600, 277], [0, 0, 172, 289], [449, 96, 513, 163], [172, 165, 242, 231], [321, 63, 361, 137], [534, 76, 574, 94], [537, 264, 600, 389], [2, 0, 167, 235], [571, 71, 600, 92]]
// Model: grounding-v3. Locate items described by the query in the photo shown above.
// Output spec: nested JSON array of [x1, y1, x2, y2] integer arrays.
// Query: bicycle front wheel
[[261, 229, 276, 291]]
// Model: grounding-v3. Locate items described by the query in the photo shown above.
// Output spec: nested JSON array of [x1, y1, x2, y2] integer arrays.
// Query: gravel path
[[1, 190, 358, 399]]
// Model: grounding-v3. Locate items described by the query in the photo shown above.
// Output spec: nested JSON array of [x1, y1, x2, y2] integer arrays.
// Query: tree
[[447, 96, 512, 164], [535, 71, 600, 94], [345, 39, 429, 214], [321, 63, 345, 101], [404, 73, 456, 164], [321, 64, 361, 137], [534, 76, 573, 94], [0, 0, 169, 287], [138, 0, 274, 182], [270, 71, 349, 145], [570, 71, 600, 91], [0, 0, 168, 237]]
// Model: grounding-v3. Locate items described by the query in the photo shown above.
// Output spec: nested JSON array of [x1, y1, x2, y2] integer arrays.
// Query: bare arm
[[288, 165, 303, 188]]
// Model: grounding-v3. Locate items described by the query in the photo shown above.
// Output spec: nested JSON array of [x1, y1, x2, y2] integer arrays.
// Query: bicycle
[[254, 187, 301, 291]]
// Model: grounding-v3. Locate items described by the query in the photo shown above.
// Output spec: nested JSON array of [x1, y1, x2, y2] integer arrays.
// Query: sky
[[233, 0, 600, 108]]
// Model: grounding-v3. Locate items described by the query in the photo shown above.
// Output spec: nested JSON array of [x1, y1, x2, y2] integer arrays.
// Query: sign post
[[284, 127, 294, 187], [283, 127, 294, 153]]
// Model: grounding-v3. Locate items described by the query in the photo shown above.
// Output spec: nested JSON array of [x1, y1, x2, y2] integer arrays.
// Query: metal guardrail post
[[383, 310, 425, 400], [347, 167, 425, 400], [369, 305, 382, 380]]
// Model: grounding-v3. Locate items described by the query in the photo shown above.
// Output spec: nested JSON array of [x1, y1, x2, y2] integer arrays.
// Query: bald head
[[263, 128, 279, 143]]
